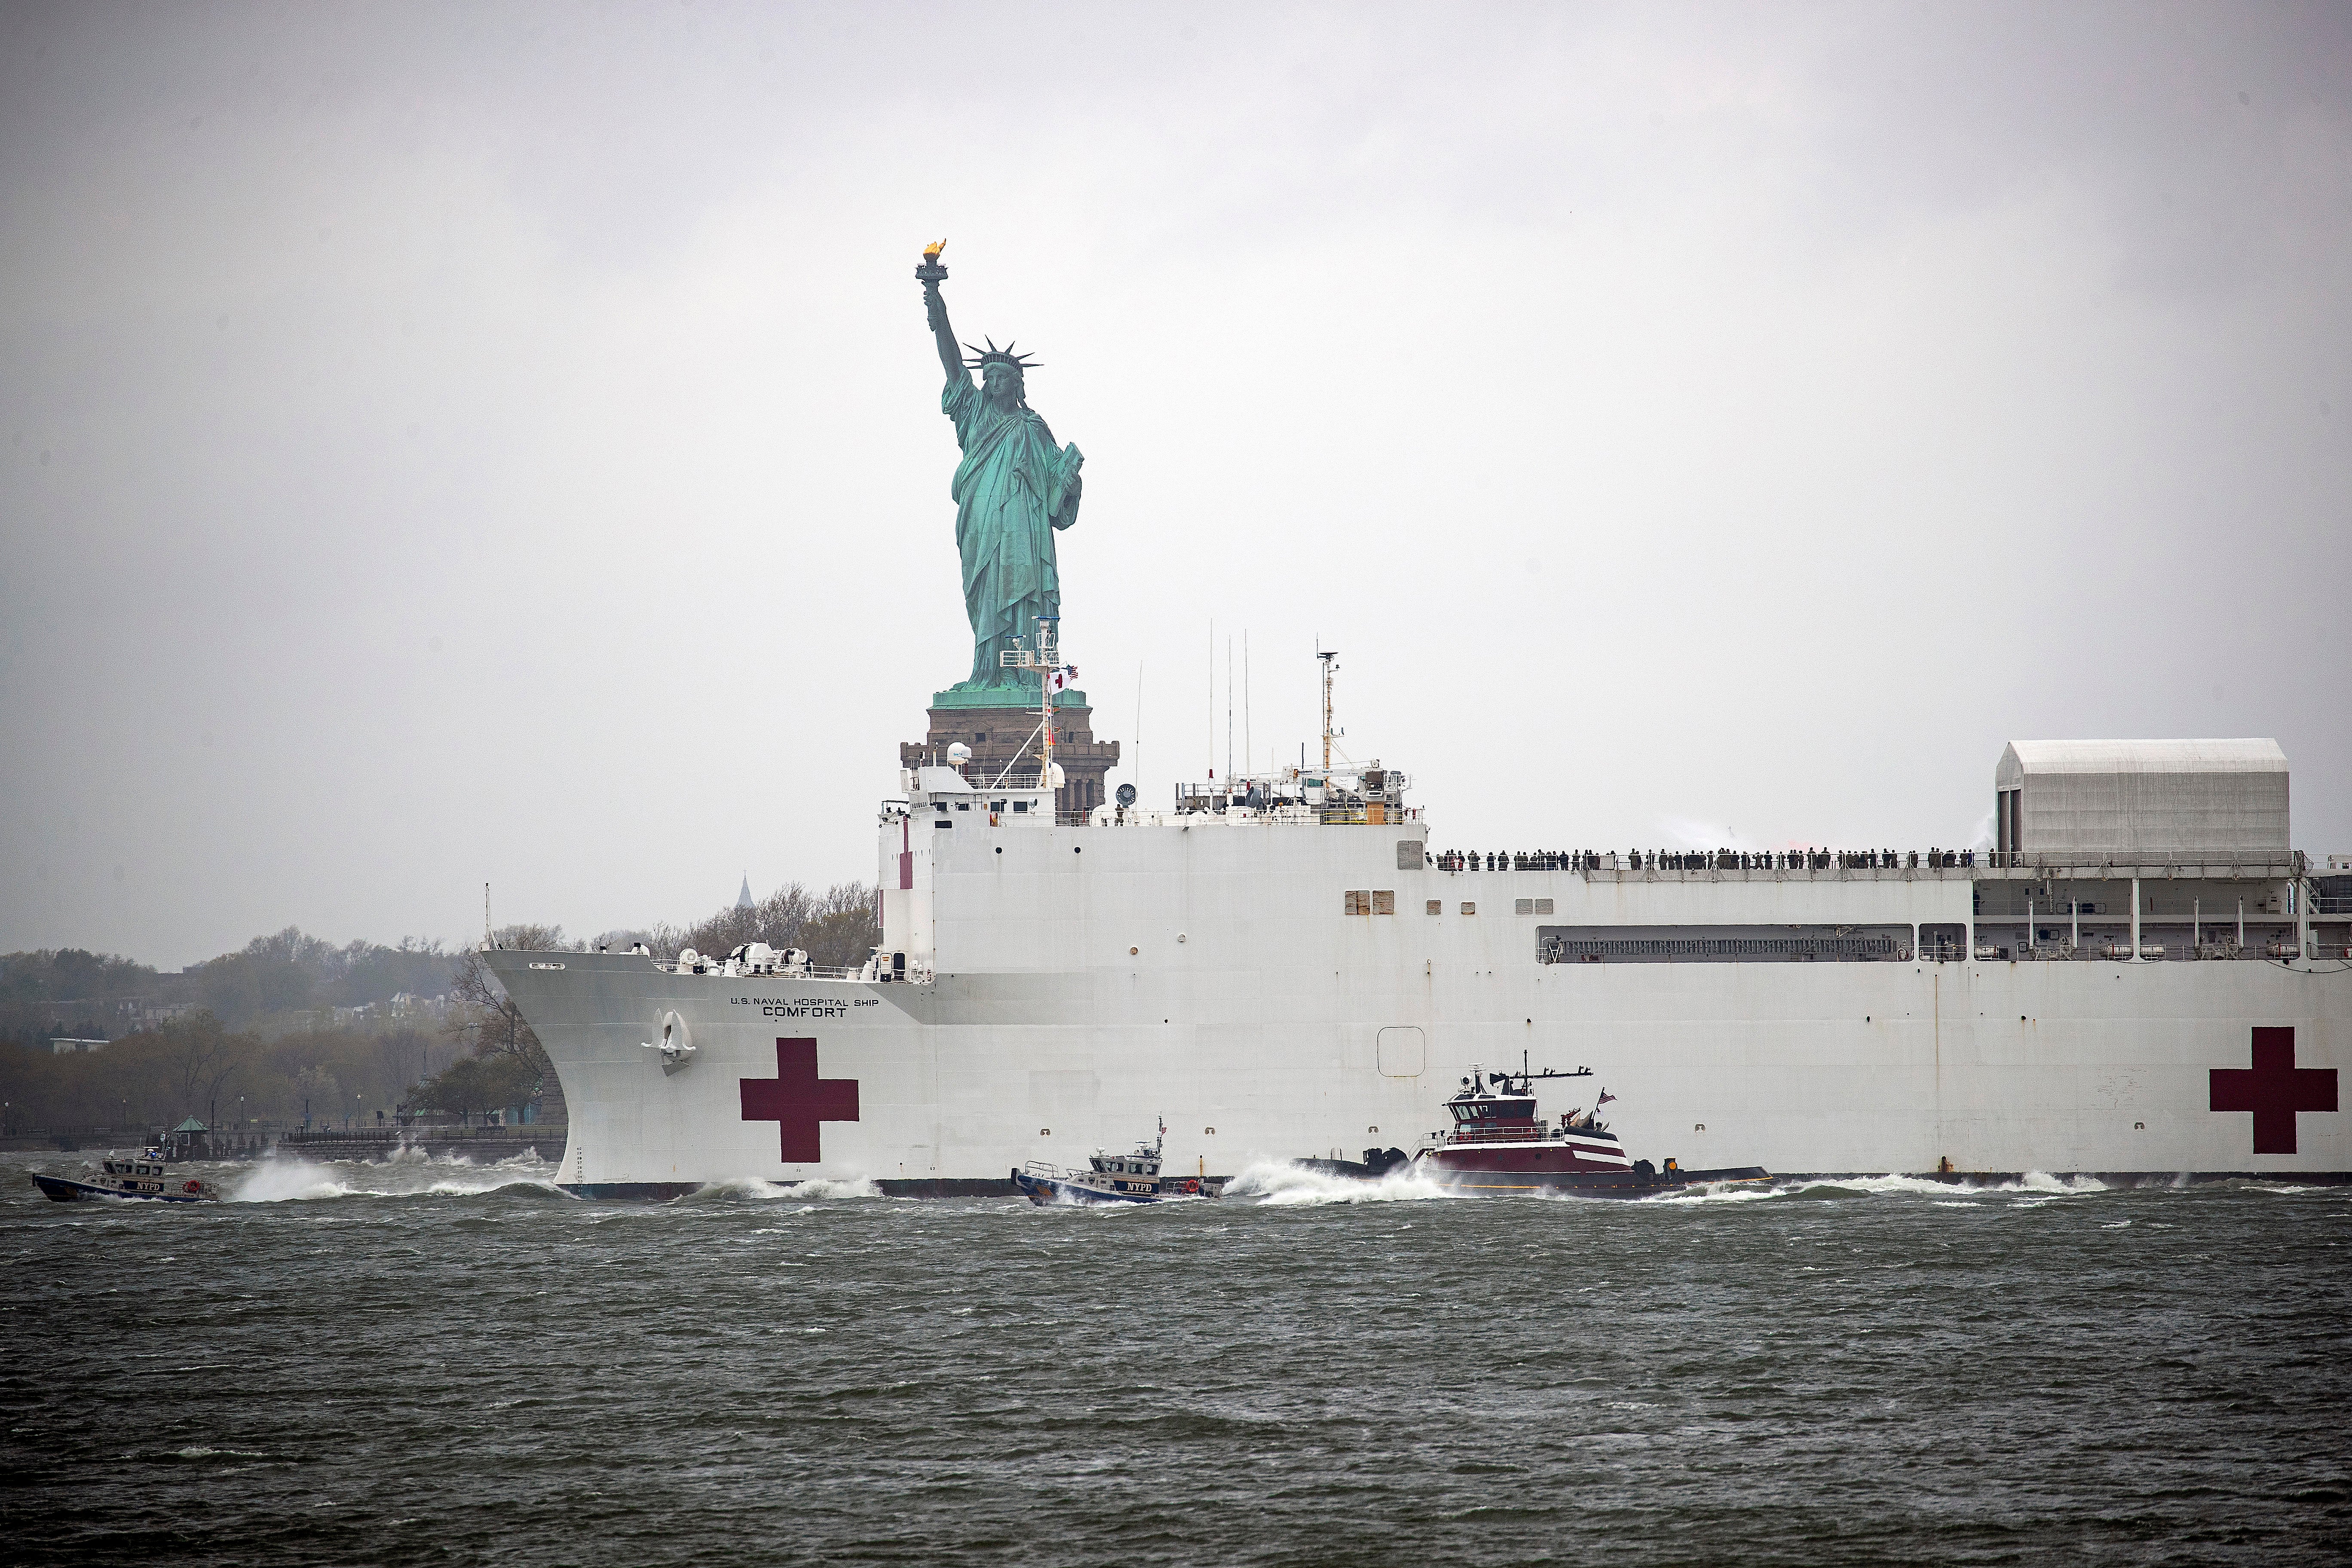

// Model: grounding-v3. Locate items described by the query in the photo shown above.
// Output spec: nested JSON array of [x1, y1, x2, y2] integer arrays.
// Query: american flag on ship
[[1596, 1090, 1617, 1106]]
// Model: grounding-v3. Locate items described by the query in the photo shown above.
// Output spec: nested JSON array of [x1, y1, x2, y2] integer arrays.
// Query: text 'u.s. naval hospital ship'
[[484, 245, 2349, 1197]]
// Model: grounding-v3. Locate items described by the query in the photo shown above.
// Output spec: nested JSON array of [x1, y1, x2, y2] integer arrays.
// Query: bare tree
[[644, 881, 877, 968], [163, 1011, 245, 1121], [650, 883, 818, 960], [444, 923, 571, 1093]]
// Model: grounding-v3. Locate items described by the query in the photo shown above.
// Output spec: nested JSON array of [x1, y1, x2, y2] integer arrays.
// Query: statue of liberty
[[916, 243, 1084, 699]]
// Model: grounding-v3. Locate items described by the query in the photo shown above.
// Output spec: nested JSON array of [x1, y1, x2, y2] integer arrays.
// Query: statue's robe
[[942, 373, 1082, 686]]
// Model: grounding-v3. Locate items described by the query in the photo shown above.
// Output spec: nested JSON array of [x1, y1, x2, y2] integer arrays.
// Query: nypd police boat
[[32, 1149, 220, 1204], [1013, 1120, 1222, 1205]]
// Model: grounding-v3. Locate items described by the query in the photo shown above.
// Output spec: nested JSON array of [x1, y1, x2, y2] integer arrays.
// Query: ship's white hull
[[488, 822, 2348, 1192]]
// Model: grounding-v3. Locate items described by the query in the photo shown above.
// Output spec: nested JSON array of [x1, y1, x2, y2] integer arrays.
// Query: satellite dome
[[946, 741, 972, 764]]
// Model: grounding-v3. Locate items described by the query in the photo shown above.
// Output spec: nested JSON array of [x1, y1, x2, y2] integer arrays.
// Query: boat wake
[[1222, 1159, 1452, 1205]]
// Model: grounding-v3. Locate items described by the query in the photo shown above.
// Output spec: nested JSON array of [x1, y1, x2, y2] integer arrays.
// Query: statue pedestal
[[902, 692, 1121, 819]]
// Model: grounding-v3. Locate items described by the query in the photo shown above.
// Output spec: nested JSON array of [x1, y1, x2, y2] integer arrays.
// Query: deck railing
[[1426, 848, 2307, 878]]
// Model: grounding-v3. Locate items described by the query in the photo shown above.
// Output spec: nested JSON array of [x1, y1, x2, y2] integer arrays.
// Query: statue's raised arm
[[918, 242, 964, 383]]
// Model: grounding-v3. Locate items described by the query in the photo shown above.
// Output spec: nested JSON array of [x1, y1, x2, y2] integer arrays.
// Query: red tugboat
[[1413, 1059, 1769, 1197]]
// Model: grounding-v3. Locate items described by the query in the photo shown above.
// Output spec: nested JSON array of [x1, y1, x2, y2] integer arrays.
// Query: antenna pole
[[484, 882, 491, 946], [1317, 646, 1340, 772], [1039, 614, 1056, 818]]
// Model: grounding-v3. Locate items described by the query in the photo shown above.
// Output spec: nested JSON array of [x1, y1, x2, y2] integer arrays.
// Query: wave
[[227, 1154, 566, 1203], [682, 1175, 881, 1202], [1626, 1170, 2117, 1207], [1765, 1172, 2111, 1201], [1222, 1159, 1452, 1205], [1645, 1179, 1801, 1204]]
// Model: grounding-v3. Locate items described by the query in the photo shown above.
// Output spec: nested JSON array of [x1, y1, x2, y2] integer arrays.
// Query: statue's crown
[[962, 337, 1041, 372]]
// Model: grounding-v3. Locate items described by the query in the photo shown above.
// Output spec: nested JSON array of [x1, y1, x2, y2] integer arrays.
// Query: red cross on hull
[[741, 1038, 859, 1163], [2210, 1027, 2337, 1155]]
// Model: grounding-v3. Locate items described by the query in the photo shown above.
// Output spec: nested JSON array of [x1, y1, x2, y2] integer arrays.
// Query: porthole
[[1129, 946, 1139, 956], [1204, 1126, 1216, 1135], [1367, 1126, 1379, 1135], [1039, 1128, 1051, 1136], [1694, 1123, 1706, 1132]]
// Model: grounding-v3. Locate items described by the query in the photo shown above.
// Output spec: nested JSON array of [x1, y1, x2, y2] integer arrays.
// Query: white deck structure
[[1995, 738, 2290, 859]]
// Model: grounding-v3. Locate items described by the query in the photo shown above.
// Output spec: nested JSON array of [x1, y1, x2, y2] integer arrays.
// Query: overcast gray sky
[[3, 0, 2347, 967]]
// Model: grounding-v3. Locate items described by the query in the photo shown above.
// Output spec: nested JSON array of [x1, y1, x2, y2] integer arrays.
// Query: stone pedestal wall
[[901, 703, 1121, 819]]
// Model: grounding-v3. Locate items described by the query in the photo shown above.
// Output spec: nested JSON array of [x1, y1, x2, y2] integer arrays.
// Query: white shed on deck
[[1994, 739, 2288, 858]]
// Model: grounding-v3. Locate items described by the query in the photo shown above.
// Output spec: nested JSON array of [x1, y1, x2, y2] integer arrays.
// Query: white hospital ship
[[488, 664, 2349, 1196]]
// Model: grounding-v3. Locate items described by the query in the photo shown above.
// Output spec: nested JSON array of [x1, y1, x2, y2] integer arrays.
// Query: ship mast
[[1001, 613, 1068, 817], [1318, 647, 1339, 772]]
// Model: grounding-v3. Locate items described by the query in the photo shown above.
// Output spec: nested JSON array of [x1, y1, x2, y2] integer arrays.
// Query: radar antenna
[[1489, 1050, 1595, 1095]]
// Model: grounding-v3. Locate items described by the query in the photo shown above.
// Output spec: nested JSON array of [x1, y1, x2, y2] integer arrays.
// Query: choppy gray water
[[5, 1149, 2348, 1566]]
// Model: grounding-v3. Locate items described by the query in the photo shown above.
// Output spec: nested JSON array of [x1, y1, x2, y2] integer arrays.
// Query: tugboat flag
[[1596, 1090, 1616, 1106], [1047, 666, 1074, 694]]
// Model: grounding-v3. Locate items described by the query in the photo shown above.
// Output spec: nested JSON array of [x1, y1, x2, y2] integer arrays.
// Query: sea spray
[[685, 1175, 882, 1202], [1222, 1158, 1452, 1205], [229, 1158, 350, 1203], [230, 1152, 562, 1202]]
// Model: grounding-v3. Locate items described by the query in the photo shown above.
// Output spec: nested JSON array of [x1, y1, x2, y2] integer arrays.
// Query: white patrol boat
[[1013, 1120, 1222, 1205], [33, 1150, 219, 1204]]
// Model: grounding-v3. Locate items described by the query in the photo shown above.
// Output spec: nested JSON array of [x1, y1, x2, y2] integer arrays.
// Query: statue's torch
[[916, 239, 948, 286]]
